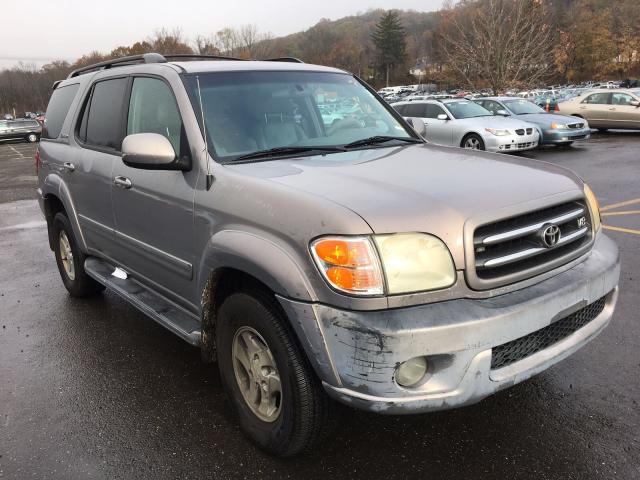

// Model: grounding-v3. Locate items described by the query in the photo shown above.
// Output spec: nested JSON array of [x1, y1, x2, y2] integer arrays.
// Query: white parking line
[[9, 146, 24, 158]]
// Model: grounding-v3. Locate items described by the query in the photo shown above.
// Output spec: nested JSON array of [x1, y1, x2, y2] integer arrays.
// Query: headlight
[[374, 233, 455, 294], [550, 122, 569, 129], [485, 128, 510, 136], [311, 237, 384, 295], [311, 233, 456, 296], [583, 183, 601, 233]]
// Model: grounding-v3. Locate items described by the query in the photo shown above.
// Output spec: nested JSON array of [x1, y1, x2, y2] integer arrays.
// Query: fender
[[197, 230, 343, 385], [197, 229, 317, 302], [41, 172, 88, 253]]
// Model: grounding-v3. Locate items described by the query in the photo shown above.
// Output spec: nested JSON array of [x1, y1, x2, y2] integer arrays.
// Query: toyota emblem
[[541, 224, 561, 248]]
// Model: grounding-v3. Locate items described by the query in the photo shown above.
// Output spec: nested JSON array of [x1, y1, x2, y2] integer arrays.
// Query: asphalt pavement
[[1, 135, 639, 479]]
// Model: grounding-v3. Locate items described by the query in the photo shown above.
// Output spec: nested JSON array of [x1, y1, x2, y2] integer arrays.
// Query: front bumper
[[485, 131, 539, 152], [541, 128, 591, 144], [278, 234, 619, 414]]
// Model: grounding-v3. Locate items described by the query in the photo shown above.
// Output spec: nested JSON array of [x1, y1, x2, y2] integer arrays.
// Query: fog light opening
[[395, 356, 428, 387]]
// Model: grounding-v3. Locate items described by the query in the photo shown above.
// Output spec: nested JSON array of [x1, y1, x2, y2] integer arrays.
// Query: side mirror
[[405, 117, 427, 137], [496, 109, 509, 116], [631, 100, 640, 107], [437, 113, 449, 121], [122, 133, 188, 170]]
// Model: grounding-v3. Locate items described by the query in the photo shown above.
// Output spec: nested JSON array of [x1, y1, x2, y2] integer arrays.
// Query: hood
[[510, 113, 585, 127], [455, 115, 533, 130], [227, 144, 583, 267]]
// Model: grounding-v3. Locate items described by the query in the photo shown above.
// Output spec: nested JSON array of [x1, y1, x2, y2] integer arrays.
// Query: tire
[[26, 133, 38, 143], [462, 133, 485, 150], [52, 212, 105, 297], [216, 291, 334, 457]]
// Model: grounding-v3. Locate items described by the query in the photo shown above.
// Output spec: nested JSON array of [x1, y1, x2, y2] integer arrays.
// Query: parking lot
[[1, 135, 639, 479]]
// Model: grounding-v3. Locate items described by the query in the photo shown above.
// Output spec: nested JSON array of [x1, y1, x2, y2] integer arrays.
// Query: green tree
[[371, 10, 407, 86]]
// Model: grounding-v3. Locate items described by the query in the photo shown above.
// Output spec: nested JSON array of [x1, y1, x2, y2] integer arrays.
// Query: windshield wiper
[[233, 145, 346, 161], [343, 135, 423, 149]]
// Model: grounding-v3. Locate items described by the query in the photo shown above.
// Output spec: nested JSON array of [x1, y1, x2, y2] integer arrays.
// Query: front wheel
[[216, 291, 334, 457], [26, 133, 38, 143], [462, 133, 485, 150]]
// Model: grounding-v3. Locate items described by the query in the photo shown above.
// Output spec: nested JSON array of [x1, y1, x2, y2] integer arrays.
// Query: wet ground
[[1, 135, 639, 479]]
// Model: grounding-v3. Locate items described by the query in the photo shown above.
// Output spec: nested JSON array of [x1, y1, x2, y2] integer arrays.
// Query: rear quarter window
[[43, 83, 80, 139]]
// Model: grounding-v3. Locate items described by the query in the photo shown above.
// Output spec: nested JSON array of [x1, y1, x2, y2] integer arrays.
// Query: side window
[[404, 103, 426, 117], [78, 77, 129, 150], [42, 83, 79, 139], [612, 93, 634, 105], [426, 104, 447, 119], [393, 104, 407, 115], [583, 93, 610, 105], [127, 77, 186, 156]]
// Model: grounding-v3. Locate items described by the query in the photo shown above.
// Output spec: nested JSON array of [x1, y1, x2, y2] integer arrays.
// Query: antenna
[[196, 75, 214, 190]]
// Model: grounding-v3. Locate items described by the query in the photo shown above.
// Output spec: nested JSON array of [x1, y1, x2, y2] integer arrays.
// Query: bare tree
[[148, 28, 193, 54], [440, 0, 553, 92], [194, 35, 220, 55]]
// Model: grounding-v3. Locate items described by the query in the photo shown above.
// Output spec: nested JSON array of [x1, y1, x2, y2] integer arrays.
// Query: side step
[[84, 257, 201, 346]]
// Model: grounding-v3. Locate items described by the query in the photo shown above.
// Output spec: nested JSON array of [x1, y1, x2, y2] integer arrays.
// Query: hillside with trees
[[1, 0, 639, 114]]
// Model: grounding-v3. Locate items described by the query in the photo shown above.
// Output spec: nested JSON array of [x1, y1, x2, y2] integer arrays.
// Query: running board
[[84, 257, 201, 346]]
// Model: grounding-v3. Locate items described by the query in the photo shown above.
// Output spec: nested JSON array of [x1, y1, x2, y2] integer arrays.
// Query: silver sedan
[[392, 99, 539, 152]]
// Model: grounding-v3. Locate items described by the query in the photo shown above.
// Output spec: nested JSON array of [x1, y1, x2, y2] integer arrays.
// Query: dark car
[[0, 119, 42, 143]]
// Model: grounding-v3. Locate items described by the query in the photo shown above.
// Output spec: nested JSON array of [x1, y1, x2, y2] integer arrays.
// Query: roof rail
[[67, 53, 167, 78], [162, 54, 247, 62], [263, 57, 305, 63]]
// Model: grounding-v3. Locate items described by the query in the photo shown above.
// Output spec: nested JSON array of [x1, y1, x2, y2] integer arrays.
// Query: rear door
[[111, 76, 196, 303], [608, 92, 640, 129], [577, 92, 611, 126], [73, 77, 129, 258]]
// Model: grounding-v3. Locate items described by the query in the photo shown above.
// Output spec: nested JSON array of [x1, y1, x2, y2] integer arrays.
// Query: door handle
[[62, 162, 75, 172], [113, 176, 132, 189], [609, 108, 616, 111]]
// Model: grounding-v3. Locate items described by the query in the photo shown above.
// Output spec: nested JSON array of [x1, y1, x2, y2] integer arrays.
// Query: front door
[[608, 92, 640, 129], [111, 76, 197, 305], [424, 103, 453, 146]]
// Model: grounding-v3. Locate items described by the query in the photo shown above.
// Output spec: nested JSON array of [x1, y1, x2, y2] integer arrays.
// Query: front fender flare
[[197, 230, 317, 302]]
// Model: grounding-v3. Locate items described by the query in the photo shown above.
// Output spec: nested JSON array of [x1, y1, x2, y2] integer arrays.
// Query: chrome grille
[[472, 200, 592, 285], [568, 122, 584, 129]]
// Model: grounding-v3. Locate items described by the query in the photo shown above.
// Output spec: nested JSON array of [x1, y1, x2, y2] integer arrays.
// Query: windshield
[[444, 100, 492, 119], [503, 99, 545, 114], [183, 71, 413, 161]]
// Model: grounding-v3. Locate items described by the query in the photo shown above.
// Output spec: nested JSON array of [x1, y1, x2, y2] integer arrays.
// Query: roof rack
[[65, 52, 305, 80], [67, 53, 167, 78], [162, 54, 247, 62], [66, 52, 249, 79], [263, 57, 305, 63]]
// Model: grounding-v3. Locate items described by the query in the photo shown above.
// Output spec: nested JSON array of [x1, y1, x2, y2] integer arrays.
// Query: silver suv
[[37, 53, 620, 457]]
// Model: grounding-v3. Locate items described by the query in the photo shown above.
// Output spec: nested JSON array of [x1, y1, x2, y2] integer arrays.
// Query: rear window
[[43, 83, 80, 139]]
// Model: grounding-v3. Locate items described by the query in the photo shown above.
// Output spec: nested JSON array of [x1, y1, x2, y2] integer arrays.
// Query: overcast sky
[[0, 0, 444, 69]]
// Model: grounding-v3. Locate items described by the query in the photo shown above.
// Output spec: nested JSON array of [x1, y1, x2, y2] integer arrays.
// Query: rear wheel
[[462, 133, 485, 150], [216, 291, 334, 457], [52, 212, 105, 297]]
